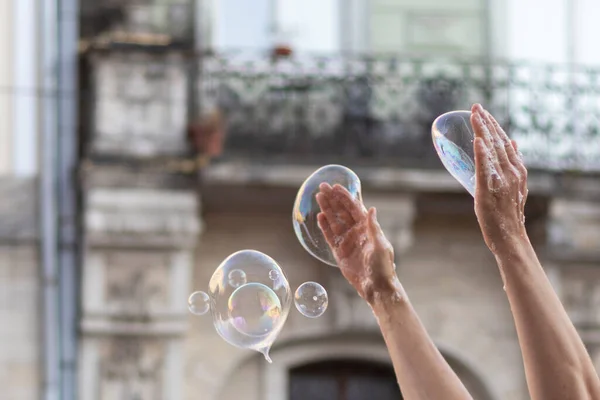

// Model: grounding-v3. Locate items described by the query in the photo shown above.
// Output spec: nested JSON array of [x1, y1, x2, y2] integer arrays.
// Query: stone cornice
[[86, 188, 202, 247]]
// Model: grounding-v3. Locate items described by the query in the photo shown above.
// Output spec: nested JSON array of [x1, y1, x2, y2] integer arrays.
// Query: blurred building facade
[[2, 0, 600, 400], [74, 1, 600, 400]]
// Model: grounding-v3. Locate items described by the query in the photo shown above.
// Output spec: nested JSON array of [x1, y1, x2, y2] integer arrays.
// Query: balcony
[[200, 50, 600, 173], [82, 48, 600, 190]]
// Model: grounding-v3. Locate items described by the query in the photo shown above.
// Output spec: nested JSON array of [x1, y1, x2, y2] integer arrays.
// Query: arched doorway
[[289, 359, 401, 400], [258, 337, 497, 400]]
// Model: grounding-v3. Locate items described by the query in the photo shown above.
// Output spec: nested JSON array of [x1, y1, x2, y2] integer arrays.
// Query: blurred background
[[1, 0, 600, 399]]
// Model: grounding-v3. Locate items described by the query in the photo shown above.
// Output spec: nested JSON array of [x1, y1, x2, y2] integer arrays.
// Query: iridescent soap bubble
[[294, 281, 328, 318], [432, 110, 476, 197], [208, 250, 292, 363], [229, 282, 282, 336], [188, 291, 210, 316], [293, 165, 362, 266]]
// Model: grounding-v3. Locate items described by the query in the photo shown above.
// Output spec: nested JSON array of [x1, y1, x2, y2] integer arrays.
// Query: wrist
[[363, 273, 407, 308], [493, 233, 533, 260], [492, 235, 541, 284]]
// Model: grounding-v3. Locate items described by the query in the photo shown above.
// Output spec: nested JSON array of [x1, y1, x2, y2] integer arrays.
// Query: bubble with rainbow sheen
[[432, 110, 477, 197], [228, 282, 282, 336], [293, 165, 362, 267], [207, 250, 292, 363]]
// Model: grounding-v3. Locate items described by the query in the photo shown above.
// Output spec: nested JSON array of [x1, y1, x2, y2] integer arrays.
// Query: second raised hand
[[315, 183, 396, 302]]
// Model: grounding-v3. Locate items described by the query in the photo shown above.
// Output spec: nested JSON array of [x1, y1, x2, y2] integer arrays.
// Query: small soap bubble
[[293, 165, 362, 267], [208, 250, 292, 363], [228, 269, 247, 288], [294, 281, 328, 318], [432, 110, 476, 197], [269, 270, 279, 281], [188, 291, 210, 316]]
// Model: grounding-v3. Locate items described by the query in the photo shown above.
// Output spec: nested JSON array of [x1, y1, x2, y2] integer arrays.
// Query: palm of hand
[[316, 184, 395, 298]]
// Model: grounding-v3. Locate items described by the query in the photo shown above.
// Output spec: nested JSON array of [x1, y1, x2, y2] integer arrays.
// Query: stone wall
[[548, 198, 600, 371], [0, 178, 40, 400], [79, 182, 201, 400], [73, 163, 600, 400]]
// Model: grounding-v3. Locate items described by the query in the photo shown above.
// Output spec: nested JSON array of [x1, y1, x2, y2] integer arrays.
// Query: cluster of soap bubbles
[[189, 110, 478, 362], [187, 249, 329, 362]]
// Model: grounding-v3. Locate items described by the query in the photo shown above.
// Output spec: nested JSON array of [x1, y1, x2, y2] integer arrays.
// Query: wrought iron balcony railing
[[200, 51, 600, 172], [84, 48, 600, 173]]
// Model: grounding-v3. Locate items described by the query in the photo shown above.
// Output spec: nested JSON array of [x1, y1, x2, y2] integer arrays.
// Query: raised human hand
[[316, 183, 396, 302], [470, 103, 529, 254]]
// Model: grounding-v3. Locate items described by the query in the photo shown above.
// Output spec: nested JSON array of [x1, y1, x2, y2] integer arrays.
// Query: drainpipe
[[39, 0, 60, 398], [40, 0, 80, 399], [56, 0, 80, 398]]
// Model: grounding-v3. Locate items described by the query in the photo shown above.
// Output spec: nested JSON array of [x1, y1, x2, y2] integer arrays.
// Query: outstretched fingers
[[485, 110, 520, 169], [317, 212, 337, 249], [510, 139, 528, 179], [481, 110, 511, 174], [316, 185, 345, 235], [471, 104, 497, 161], [332, 184, 365, 222], [367, 207, 387, 247], [474, 136, 496, 194], [320, 184, 354, 225]]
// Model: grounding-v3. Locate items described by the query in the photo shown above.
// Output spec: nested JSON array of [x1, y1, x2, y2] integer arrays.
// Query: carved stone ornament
[[99, 337, 165, 400]]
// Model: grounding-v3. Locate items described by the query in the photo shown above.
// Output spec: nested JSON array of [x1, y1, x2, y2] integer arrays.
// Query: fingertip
[[369, 207, 377, 218], [470, 110, 485, 134], [316, 213, 327, 228], [332, 184, 349, 196], [367, 207, 379, 228], [319, 182, 332, 191]]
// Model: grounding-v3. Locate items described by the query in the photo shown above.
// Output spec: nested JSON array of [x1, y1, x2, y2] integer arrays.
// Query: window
[[289, 359, 402, 400], [342, 0, 490, 57]]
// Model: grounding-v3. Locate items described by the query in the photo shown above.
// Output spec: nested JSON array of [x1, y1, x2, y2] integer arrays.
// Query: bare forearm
[[369, 279, 473, 400], [497, 238, 600, 400]]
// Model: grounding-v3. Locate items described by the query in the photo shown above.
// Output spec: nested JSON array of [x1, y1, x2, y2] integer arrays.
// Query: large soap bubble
[[293, 165, 362, 266], [208, 250, 292, 363], [432, 110, 476, 197]]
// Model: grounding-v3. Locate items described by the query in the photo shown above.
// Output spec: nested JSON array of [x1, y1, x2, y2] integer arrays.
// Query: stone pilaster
[[547, 197, 600, 371], [327, 193, 416, 331], [548, 199, 600, 256], [79, 186, 201, 400]]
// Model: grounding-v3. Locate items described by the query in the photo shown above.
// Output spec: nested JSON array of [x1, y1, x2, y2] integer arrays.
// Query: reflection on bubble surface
[[432, 110, 477, 197], [228, 269, 247, 288]]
